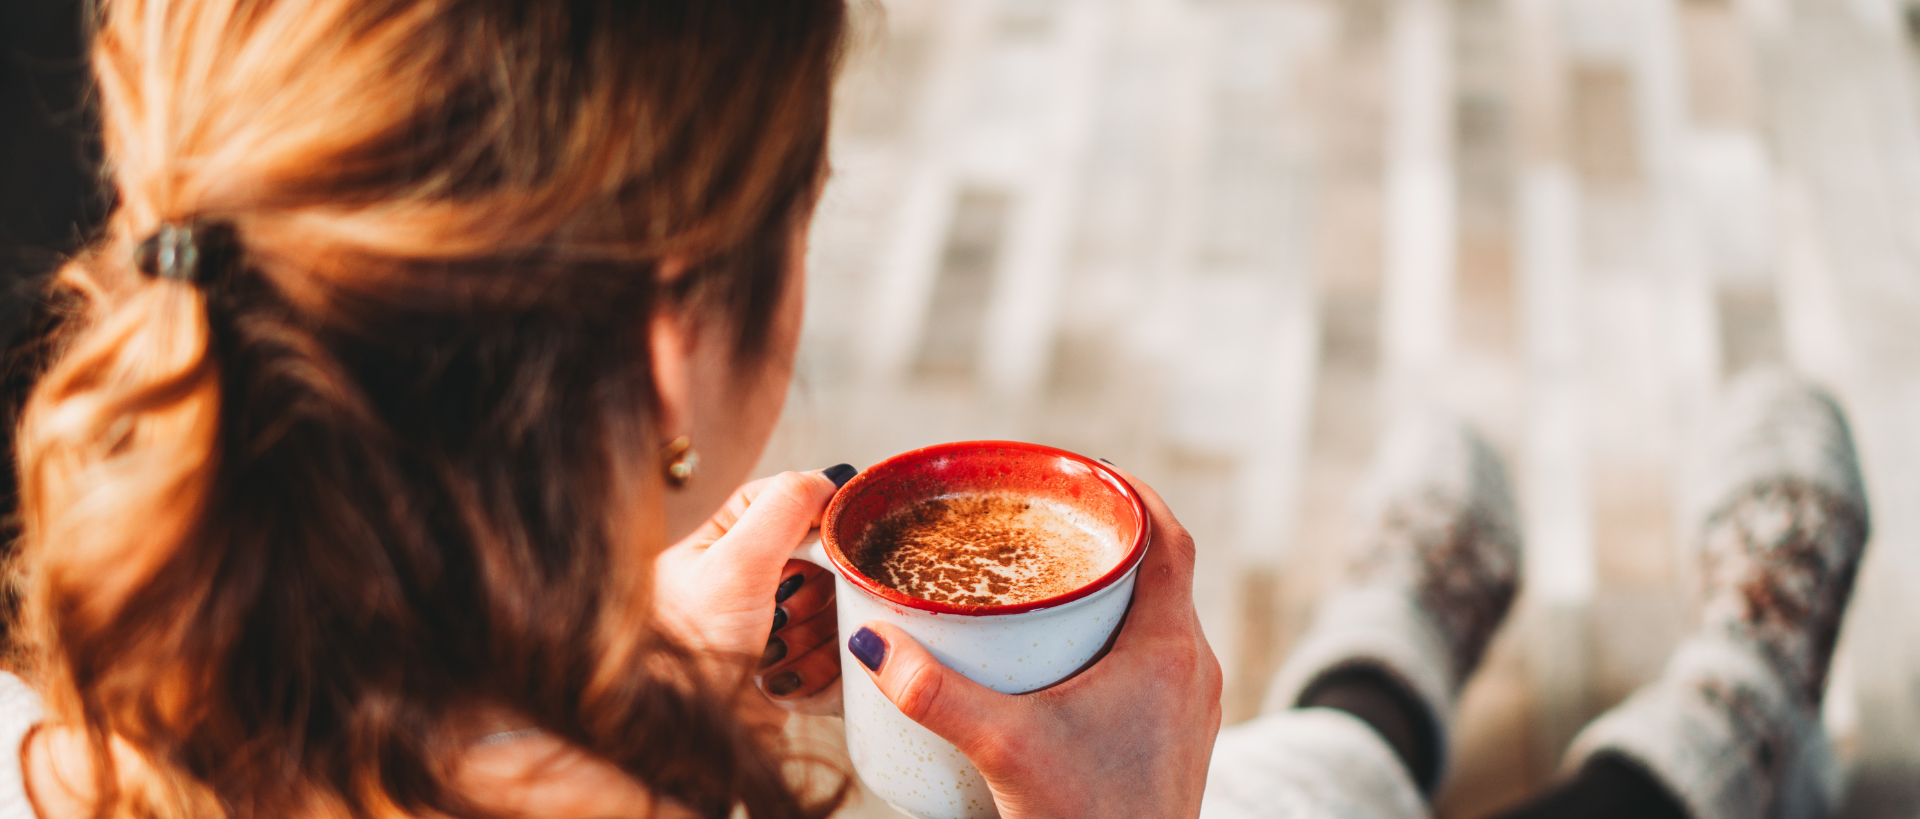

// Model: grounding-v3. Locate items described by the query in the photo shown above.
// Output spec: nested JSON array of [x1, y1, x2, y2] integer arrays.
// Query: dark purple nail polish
[[1099, 458, 1116, 465], [849, 627, 887, 672], [822, 463, 858, 488], [770, 606, 788, 633], [766, 671, 803, 697], [759, 637, 787, 669], [775, 573, 805, 603]]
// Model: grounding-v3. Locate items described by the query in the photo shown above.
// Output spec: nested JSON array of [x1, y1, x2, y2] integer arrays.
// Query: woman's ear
[[650, 307, 693, 442], [649, 261, 696, 444]]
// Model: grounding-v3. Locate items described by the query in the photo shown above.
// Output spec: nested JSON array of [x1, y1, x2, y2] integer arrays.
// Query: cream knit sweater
[[0, 673, 43, 819]]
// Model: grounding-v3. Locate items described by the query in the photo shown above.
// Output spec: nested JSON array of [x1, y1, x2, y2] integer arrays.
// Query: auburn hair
[[12, 0, 847, 816]]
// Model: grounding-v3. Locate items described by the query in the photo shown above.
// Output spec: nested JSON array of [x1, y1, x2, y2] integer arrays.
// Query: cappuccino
[[851, 493, 1120, 607]]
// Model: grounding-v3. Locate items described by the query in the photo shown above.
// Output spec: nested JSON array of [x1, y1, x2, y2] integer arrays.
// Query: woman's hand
[[653, 466, 854, 710], [847, 468, 1222, 819]]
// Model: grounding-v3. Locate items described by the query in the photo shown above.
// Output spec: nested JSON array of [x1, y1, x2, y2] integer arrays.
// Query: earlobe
[[649, 305, 694, 447]]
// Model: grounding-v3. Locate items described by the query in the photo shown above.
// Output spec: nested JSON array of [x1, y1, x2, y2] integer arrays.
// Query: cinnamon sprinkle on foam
[[852, 493, 1114, 607]]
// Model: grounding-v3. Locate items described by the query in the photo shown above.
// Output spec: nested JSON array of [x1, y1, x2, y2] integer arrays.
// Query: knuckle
[[1158, 524, 1197, 563], [1158, 644, 1200, 678], [965, 729, 1022, 773], [788, 469, 835, 493], [890, 661, 947, 724], [796, 624, 839, 652], [1151, 641, 1219, 693], [769, 471, 813, 498], [800, 647, 841, 676], [758, 472, 825, 515], [732, 477, 773, 506], [739, 475, 775, 495]]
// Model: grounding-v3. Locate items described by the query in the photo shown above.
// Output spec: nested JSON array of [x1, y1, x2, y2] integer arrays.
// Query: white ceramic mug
[[793, 441, 1151, 819]]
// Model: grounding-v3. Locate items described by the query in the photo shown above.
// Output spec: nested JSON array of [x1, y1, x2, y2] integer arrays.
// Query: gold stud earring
[[661, 435, 698, 487]]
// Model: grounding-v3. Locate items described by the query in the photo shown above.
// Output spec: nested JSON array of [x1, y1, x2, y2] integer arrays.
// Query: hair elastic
[[134, 221, 240, 288]]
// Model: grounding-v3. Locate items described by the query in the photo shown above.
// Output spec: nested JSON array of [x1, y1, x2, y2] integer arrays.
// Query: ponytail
[[21, 251, 219, 634], [12, 0, 853, 815]]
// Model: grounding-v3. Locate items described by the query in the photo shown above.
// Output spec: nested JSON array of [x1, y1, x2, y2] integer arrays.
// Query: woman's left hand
[[846, 466, 1221, 817], [653, 468, 851, 710]]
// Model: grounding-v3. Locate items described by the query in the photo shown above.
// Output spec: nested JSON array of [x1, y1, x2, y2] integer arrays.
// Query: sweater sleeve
[[0, 673, 45, 819]]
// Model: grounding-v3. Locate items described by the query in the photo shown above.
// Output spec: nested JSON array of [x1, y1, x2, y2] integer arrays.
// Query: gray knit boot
[[1563, 370, 1869, 819], [1263, 411, 1523, 786]]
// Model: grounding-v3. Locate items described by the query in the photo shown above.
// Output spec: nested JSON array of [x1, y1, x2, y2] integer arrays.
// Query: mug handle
[[769, 531, 843, 717], [791, 530, 833, 570]]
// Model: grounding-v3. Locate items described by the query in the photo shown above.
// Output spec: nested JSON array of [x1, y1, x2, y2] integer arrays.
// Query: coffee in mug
[[849, 493, 1124, 607]]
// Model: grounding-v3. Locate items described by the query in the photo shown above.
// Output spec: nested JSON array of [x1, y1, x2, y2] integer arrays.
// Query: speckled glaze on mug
[[795, 441, 1150, 819]]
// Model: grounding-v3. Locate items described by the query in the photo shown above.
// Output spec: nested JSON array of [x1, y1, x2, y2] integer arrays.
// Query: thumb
[[703, 470, 838, 566], [848, 622, 1011, 754]]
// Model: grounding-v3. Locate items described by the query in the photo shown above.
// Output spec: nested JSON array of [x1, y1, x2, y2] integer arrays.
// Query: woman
[[3, 1, 1223, 817]]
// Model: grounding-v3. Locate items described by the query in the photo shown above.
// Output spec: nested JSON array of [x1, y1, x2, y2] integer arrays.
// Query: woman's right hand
[[847, 469, 1223, 819], [652, 469, 848, 711]]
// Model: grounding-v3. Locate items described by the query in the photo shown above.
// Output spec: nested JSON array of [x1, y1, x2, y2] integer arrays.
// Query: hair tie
[[134, 221, 240, 288]]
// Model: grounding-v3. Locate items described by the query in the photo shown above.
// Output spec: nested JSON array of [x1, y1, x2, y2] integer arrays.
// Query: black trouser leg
[[1296, 664, 1442, 794], [1301, 666, 1691, 819], [1485, 753, 1690, 819]]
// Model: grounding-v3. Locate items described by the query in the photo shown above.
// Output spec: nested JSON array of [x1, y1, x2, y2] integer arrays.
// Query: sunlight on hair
[[11, 0, 851, 816]]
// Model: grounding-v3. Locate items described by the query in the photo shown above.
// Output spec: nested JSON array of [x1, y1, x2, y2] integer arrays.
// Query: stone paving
[[754, 0, 1920, 815]]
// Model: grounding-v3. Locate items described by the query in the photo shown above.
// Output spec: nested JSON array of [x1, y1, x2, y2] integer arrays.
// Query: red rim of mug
[[819, 440, 1152, 616]]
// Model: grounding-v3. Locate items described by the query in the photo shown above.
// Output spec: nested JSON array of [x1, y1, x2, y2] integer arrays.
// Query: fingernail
[[770, 607, 789, 633], [775, 573, 805, 603], [759, 637, 787, 669], [766, 671, 803, 697], [822, 463, 858, 488], [1099, 458, 1116, 465], [848, 627, 887, 672]]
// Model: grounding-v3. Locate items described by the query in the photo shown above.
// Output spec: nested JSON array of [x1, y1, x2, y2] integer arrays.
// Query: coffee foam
[[851, 492, 1124, 607]]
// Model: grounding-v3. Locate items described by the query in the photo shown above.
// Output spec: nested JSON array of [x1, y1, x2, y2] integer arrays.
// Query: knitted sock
[[1265, 411, 1522, 793], [1563, 370, 1868, 819]]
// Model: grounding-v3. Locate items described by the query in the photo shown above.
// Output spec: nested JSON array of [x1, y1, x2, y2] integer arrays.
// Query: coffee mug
[[790, 441, 1151, 819]]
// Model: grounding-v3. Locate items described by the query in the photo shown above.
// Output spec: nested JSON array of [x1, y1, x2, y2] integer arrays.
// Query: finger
[[1101, 464, 1195, 584], [771, 561, 835, 630], [848, 622, 1011, 754], [1099, 464, 1202, 642], [701, 463, 855, 549], [702, 470, 839, 569], [760, 640, 842, 701], [675, 474, 781, 548], [762, 605, 836, 673], [775, 676, 843, 717], [781, 636, 843, 685]]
